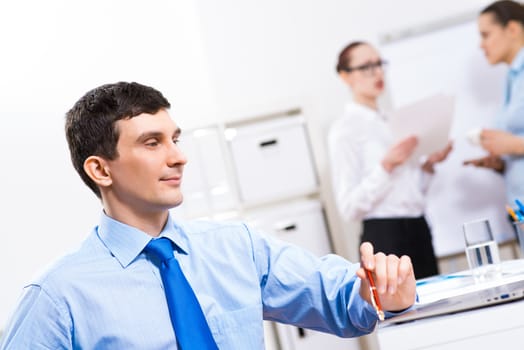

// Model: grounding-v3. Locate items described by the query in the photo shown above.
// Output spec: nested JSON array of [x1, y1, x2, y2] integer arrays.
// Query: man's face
[[478, 13, 514, 65], [105, 109, 187, 213]]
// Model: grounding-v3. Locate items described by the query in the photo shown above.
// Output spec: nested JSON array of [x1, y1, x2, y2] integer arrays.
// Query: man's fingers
[[386, 254, 399, 295], [374, 252, 387, 294], [397, 255, 413, 285], [360, 242, 374, 270]]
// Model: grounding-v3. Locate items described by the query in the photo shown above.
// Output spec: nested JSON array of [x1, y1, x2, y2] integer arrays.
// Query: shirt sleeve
[[248, 226, 378, 337], [0, 285, 72, 350], [504, 76, 524, 136], [328, 121, 394, 221]]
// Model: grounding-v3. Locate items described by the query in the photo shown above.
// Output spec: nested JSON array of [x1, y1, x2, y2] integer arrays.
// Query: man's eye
[[173, 139, 180, 145], [146, 141, 159, 147]]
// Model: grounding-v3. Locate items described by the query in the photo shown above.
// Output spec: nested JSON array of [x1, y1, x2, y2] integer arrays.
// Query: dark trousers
[[362, 216, 439, 279]]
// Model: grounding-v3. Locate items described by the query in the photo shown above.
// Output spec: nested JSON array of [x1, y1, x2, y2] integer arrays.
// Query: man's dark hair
[[65, 82, 171, 198]]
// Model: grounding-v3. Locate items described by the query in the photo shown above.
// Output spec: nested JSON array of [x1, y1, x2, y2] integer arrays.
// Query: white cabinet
[[172, 126, 239, 219], [245, 199, 331, 256], [377, 299, 524, 350], [174, 112, 355, 350], [275, 324, 359, 350], [246, 199, 359, 350], [225, 114, 318, 205]]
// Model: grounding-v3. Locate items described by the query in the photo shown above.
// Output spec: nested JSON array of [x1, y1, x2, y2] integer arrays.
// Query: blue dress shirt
[[498, 47, 524, 203], [0, 213, 379, 349]]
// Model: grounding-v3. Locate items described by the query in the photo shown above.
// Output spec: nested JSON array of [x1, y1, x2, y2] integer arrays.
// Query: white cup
[[466, 128, 482, 146], [463, 219, 501, 283]]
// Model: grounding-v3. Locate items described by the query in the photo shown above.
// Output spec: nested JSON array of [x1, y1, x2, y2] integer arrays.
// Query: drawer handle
[[297, 327, 306, 338], [259, 139, 278, 147], [276, 224, 297, 232]]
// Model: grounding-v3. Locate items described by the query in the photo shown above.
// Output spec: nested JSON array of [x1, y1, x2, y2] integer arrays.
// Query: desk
[[377, 298, 524, 349]]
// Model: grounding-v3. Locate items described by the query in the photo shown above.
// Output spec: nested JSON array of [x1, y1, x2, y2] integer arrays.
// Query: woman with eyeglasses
[[328, 41, 452, 279], [464, 1, 524, 212]]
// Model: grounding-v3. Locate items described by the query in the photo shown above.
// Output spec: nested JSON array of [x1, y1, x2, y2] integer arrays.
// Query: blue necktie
[[145, 238, 218, 349]]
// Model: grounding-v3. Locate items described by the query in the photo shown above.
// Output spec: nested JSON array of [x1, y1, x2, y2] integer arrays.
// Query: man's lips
[[161, 175, 182, 185]]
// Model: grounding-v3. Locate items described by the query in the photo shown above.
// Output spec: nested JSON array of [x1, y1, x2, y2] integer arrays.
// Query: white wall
[[380, 20, 511, 257], [193, 0, 492, 260], [0, 0, 217, 327], [0, 0, 492, 330]]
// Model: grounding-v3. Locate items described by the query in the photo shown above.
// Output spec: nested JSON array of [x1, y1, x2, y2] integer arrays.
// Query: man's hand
[[357, 242, 416, 313], [480, 129, 524, 156]]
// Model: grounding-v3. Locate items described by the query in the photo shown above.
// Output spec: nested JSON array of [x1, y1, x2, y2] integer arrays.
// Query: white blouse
[[328, 102, 431, 221]]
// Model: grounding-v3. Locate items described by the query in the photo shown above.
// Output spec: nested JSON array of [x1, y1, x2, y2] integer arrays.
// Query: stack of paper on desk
[[381, 259, 524, 325]]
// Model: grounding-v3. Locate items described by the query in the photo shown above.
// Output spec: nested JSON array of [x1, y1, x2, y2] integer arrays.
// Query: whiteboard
[[381, 20, 513, 257]]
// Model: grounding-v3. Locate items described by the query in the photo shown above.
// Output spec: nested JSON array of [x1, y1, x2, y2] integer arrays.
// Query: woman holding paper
[[464, 0, 524, 207], [328, 41, 452, 279]]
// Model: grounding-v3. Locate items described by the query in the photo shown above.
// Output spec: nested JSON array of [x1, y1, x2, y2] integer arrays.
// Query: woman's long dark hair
[[481, 0, 524, 27]]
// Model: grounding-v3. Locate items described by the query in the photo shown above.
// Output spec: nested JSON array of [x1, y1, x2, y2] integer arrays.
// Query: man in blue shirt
[[0, 82, 416, 349], [465, 1, 524, 206]]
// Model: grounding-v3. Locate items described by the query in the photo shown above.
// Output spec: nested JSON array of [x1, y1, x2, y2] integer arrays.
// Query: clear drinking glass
[[463, 219, 501, 283], [513, 221, 524, 259]]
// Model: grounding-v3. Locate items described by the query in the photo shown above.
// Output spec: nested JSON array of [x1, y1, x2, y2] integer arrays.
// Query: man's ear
[[507, 20, 524, 39], [83, 156, 112, 188]]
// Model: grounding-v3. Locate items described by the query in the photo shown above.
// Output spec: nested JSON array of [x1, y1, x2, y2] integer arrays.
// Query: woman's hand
[[463, 154, 505, 173], [382, 136, 418, 173], [422, 141, 453, 173], [480, 129, 524, 156]]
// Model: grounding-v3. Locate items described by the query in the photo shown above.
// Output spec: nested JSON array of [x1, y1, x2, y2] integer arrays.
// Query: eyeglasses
[[343, 60, 388, 76]]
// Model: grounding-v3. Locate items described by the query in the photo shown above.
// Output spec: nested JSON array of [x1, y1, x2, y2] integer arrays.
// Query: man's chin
[[168, 196, 184, 209]]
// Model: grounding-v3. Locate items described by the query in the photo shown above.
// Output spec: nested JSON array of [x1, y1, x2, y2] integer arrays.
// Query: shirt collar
[[97, 211, 189, 268], [345, 101, 385, 121], [510, 47, 524, 74]]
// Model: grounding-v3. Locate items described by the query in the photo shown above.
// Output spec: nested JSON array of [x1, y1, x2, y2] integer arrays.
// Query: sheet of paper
[[387, 94, 455, 159]]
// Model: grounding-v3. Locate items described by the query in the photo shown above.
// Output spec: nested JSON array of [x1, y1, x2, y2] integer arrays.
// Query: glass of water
[[513, 221, 524, 259], [463, 219, 501, 283]]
